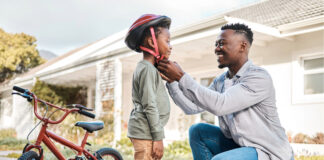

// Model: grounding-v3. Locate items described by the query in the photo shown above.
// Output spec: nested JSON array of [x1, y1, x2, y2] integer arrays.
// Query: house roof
[[1, 0, 323, 91], [227, 0, 324, 27], [20, 44, 92, 78]]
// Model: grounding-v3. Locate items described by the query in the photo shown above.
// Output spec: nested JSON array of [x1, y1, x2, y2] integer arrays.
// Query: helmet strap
[[139, 27, 164, 63]]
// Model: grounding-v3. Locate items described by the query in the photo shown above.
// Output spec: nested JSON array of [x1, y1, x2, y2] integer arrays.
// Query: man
[[157, 23, 294, 160]]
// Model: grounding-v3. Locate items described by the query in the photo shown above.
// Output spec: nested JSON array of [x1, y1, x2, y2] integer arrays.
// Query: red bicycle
[[12, 86, 123, 160]]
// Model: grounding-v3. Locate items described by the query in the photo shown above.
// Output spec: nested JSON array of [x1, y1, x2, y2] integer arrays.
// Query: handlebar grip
[[79, 110, 95, 119], [13, 86, 27, 93]]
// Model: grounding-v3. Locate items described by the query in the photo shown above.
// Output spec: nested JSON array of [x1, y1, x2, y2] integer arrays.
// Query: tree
[[0, 28, 45, 82]]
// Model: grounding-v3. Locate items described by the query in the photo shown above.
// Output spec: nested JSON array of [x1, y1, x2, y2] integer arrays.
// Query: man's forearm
[[178, 72, 271, 116], [166, 81, 204, 115]]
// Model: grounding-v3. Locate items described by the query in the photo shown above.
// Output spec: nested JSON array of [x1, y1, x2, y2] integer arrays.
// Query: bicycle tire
[[96, 148, 123, 160], [18, 151, 39, 160]]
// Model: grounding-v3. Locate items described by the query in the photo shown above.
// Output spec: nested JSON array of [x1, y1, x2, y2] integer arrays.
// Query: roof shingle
[[227, 0, 324, 27]]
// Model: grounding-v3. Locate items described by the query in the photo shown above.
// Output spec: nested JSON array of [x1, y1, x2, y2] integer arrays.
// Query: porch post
[[114, 58, 122, 141], [95, 61, 103, 118], [87, 82, 95, 109]]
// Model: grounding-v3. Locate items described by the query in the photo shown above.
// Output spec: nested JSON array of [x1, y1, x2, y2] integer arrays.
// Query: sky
[[0, 0, 261, 56]]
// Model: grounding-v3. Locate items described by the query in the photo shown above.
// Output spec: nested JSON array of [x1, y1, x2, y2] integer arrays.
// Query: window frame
[[292, 53, 324, 104]]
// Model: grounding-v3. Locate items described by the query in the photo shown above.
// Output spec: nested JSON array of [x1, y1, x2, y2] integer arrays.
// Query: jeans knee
[[189, 123, 204, 140], [211, 156, 222, 160]]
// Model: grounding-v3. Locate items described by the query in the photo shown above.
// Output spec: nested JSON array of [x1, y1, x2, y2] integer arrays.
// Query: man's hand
[[159, 72, 173, 83], [157, 59, 184, 82], [152, 140, 164, 160]]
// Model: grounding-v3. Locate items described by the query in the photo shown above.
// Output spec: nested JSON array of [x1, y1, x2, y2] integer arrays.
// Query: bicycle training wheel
[[96, 148, 123, 160], [18, 151, 39, 160]]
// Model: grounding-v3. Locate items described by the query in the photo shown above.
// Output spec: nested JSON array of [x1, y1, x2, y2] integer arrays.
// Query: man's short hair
[[221, 23, 253, 45]]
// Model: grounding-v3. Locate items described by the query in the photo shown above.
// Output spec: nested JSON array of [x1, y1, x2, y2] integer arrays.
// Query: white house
[[0, 0, 323, 149]]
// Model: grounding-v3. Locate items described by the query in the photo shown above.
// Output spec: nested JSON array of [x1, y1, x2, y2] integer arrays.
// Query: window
[[200, 77, 216, 124], [292, 53, 324, 104], [303, 57, 324, 95]]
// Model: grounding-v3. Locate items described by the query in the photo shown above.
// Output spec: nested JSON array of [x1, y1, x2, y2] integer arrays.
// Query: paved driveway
[[0, 150, 21, 160]]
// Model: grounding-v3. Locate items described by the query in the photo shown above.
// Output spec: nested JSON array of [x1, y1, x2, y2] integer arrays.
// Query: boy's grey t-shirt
[[128, 60, 170, 141]]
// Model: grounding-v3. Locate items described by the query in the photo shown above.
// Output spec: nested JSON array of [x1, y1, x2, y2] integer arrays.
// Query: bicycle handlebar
[[12, 86, 96, 124], [13, 86, 29, 93], [79, 110, 95, 119]]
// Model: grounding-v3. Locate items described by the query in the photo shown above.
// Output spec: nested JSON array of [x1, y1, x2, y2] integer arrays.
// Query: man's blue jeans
[[189, 123, 258, 160]]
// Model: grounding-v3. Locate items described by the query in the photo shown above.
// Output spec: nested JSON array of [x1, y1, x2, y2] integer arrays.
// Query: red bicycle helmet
[[125, 14, 171, 63]]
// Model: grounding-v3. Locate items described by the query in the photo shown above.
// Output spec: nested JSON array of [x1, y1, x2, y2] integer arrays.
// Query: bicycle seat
[[75, 121, 104, 133]]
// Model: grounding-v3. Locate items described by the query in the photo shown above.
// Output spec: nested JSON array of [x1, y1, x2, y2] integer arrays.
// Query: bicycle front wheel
[[96, 148, 123, 160], [18, 151, 39, 160]]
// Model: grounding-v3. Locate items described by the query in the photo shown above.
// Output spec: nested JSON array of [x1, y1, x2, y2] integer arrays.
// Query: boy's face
[[157, 28, 172, 60]]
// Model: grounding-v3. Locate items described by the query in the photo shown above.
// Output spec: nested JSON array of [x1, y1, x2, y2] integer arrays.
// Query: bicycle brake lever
[[66, 104, 93, 111], [12, 92, 33, 102], [12, 92, 22, 96], [65, 104, 74, 108], [22, 93, 33, 102]]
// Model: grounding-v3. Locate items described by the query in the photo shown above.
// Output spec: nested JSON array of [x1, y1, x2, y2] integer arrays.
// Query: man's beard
[[218, 63, 227, 69]]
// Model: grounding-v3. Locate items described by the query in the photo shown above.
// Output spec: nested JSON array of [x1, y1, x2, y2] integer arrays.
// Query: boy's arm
[[166, 81, 205, 115], [139, 67, 164, 141]]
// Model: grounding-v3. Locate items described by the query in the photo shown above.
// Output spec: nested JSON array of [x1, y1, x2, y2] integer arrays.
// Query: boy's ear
[[147, 37, 155, 49]]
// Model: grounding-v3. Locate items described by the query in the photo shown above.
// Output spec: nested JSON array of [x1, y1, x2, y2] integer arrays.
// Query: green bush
[[115, 133, 133, 160], [0, 129, 27, 150], [6, 152, 21, 158], [0, 128, 16, 140], [164, 139, 193, 160], [295, 156, 324, 160], [0, 137, 27, 150], [31, 78, 87, 108], [113, 133, 193, 160]]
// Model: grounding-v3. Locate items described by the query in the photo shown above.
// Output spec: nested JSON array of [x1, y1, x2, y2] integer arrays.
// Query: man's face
[[157, 27, 172, 60], [214, 29, 244, 69]]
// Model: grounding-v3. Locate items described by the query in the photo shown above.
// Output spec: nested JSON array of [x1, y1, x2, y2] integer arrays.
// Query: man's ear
[[240, 41, 248, 52]]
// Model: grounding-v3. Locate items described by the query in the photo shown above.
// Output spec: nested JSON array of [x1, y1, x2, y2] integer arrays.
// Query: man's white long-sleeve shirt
[[166, 60, 293, 160]]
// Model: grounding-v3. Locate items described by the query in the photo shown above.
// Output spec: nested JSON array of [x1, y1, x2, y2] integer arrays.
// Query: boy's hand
[[152, 140, 164, 160], [157, 59, 184, 82]]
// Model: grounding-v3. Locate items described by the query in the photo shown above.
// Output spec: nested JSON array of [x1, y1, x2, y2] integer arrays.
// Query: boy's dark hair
[[140, 22, 170, 47], [221, 23, 253, 45]]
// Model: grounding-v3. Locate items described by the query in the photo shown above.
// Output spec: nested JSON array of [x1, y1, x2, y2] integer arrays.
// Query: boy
[[124, 14, 172, 160]]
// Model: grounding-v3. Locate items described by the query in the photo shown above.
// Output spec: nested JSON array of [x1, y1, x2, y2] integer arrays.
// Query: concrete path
[[0, 150, 21, 160]]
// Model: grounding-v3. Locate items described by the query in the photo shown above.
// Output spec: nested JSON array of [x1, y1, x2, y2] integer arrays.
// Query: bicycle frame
[[22, 92, 98, 160], [24, 123, 97, 160]]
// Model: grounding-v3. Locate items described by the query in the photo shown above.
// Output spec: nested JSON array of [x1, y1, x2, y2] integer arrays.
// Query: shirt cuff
[[179, 73, 195, 90], [151, 130, 165, 141], [166, 81, 179, 95]]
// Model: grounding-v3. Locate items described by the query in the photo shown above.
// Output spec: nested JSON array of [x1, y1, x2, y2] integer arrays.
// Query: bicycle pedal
[[75, 156, 87, 160]]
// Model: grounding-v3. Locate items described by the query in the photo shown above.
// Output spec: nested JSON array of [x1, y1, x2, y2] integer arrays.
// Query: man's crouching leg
[[189, 123, 240, 160]]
